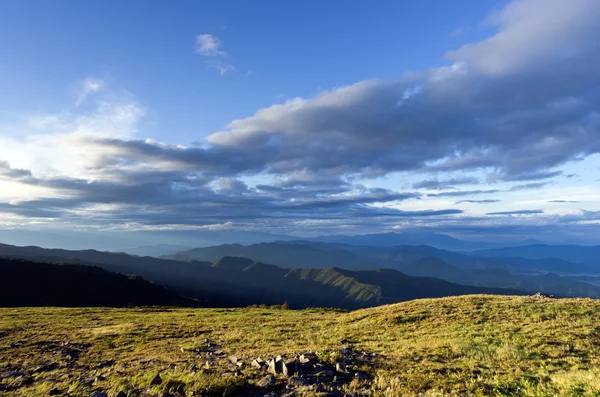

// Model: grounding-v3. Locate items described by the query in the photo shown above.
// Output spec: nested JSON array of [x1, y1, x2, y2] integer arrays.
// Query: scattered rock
[[287, 376, 312, 387], [257, 374, 276, 387], [150, 374, 162, 386], [34, 363, 58, 373], [339, 346, 353, 355], [336, 362, 349, 374], [95, 360, 114, 369], [228, 355, 238, 364], [252, 358, 265, 369], [0, 371, 26, 379]]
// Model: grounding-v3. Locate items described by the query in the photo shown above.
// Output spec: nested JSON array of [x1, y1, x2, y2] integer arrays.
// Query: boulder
[[150, 374, 162, 386], [257, 374, 276, 387]]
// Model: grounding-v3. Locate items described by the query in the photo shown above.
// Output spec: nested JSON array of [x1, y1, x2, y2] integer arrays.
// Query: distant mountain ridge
[[165, 242, 600, 298], [0, 243, 526, 309]]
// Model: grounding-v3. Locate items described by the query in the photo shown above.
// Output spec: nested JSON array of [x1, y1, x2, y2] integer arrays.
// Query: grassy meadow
[[1, 295, 600, 396]]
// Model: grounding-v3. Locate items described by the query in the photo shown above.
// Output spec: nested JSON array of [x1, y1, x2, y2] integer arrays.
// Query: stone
[[34, 363, 58, 373], [228, 355, 238, 364], [354, 372, 369, 381], [267, 358, 278, 375], [0, 371, 26, 379], [150, 374, 162, 386], [339, 346, 353, 355], [95, 375, 106, 382], [115, 392, 127, 397], [90, 392, 108, 397], [287, 376, 312, 387], [298, 353, 315, 364], [96, 360, 115, 369], [335, 362, 349, 374], [48, 388, 61, 396], [257, 374, 276, 387], [252, 358, 265, 369]]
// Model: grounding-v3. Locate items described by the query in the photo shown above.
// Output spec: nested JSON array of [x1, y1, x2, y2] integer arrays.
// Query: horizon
[[2, 0, 600, 249]]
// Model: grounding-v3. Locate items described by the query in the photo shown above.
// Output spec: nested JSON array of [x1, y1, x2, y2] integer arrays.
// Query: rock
[[298, 353, 315, 364], [90, 392, 108, 397], [335, 362, 349, 374], [95, 375, 106, 382], [267, 358, 278, 375], [34, 363, 58, 373], [257, 374, 276, 387], [115, 392, 127, 397], [96, 360, 115, 369], [339, 346, 353, 355], [48, 388, 61, 396], [281, 360, 290, 377], [150, 374, 162, 386], [252, 358, 265, 369], [354, 372, 369, 381], [0, 371, 26, 379], [228, 355, 238, 365], [287, 376, 312, 387]]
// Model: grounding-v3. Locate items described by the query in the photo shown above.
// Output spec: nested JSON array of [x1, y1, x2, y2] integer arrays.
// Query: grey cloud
[[427, 189, 501, 198], [487, 210, 544, 215], [455, 199, 501, 204], [413, 177, 479, 190], [549, 200, 580, 203]]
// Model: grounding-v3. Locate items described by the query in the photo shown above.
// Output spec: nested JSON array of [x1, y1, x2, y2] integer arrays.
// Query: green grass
[[2, 295, 600, 396]]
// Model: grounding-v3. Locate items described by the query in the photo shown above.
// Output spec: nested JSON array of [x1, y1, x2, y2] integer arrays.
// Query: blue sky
[[1, 0, 600, 248], [0, 0, 499, 142]]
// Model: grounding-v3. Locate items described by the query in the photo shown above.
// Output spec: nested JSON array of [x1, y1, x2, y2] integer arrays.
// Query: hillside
[[2, 295, 600, 396], [0, 257, 197, 307]]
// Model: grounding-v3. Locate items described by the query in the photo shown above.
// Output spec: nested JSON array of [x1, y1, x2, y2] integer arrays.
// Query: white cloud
[[195, 34, 227, 56], [205, 60, 237, 76], [76, 78, 104, 105]]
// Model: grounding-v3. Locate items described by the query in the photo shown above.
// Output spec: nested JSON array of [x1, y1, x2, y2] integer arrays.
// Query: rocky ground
[[1, 336, 376, 396]]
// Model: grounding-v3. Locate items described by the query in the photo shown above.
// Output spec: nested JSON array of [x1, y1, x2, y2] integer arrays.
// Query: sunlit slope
[[2, 295, 600, 396]]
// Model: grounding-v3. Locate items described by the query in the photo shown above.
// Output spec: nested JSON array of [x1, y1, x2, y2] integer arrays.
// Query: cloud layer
[[1, 0, 600, 240]]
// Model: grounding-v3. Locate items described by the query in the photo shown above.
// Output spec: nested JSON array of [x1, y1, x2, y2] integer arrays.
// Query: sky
[[1, 0, 600, 247]]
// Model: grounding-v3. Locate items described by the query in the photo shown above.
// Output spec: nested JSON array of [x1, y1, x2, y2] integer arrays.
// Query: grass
[[1, 295, 600, 396]]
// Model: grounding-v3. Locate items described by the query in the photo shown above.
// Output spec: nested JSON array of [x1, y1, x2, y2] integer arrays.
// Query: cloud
[[195, 34, 227, 56], [456, 199, 501, 204], [76, 78, 103, 105], [413, 177, 479, 190], [2, 0, 600, 239], [549, 200, 580, 203], [487, 209, 544, 215], [205, 60, 236, 76]]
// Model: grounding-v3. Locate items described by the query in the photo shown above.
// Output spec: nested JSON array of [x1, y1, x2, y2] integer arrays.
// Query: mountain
[[166, 242, 600, 298], [119, 244, 192, 257], [164, 242, 375, 270], [400, 257, 600, 298], [307, 232, 545, 251], [0, 242, 524, 309], [0, 257, 197, 307], [470, 244, 600, 268]]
